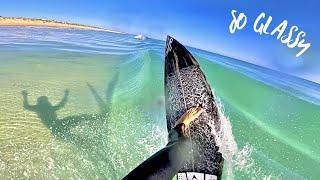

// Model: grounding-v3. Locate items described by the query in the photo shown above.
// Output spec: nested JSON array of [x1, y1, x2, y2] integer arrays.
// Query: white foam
[[213, 96, 280, 179], [211, 93, 257, 179], [214, 98, 238, 179], [134, 34, 147, 40]]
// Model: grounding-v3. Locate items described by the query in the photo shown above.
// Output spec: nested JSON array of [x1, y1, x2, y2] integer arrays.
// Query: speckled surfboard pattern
[[165, 36, 224, 178]]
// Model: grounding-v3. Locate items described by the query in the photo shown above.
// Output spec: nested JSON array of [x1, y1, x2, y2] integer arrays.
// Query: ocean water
[[0, 27, 319, 179]]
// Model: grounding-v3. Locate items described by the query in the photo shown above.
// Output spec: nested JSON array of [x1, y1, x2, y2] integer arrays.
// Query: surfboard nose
[[165, 36, 199, 75]]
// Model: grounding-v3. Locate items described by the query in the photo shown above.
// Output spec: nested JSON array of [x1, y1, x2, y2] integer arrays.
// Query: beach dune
[[0, 16, 121, 33]]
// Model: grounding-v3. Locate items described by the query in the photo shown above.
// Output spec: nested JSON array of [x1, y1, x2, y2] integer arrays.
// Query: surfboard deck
[[164, 36, 224, 180]]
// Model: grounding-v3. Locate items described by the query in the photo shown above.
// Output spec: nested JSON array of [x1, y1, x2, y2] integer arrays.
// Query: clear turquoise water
[[0, 27, 319, 179]]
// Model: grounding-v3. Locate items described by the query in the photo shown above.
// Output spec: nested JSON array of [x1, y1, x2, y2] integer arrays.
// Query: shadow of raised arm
[[105, 71, 119, 112], [53, 89, 70, 111], [22, 90, 37, 111], [87, 83, 106, 114], [87, 71, 119, 115]]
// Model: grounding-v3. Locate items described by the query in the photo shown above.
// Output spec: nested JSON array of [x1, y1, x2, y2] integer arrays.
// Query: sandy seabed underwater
[[0, 27, 319, 179]]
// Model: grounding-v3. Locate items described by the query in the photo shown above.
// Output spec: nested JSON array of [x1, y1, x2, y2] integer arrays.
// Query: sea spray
[[212, 93, 264, 179], [213, 96, 280, 179], [209, 93, 238, 179]]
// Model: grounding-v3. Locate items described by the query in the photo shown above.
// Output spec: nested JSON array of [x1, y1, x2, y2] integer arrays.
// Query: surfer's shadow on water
[[21, 72, 119, 140], [21, 72, 119, 177]]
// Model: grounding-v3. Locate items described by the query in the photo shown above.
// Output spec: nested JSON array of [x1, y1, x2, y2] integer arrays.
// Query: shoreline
[[0, 16, 123, 33]]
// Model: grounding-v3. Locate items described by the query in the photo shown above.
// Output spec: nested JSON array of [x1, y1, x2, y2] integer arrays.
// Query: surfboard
[[164, 36, 224, 180]]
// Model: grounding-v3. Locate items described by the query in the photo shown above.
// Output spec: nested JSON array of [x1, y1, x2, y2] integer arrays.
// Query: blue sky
[[0, 0, 319, 82]]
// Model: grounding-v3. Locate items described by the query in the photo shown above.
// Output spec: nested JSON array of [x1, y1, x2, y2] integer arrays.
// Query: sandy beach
[[0, 16, 121, 33]]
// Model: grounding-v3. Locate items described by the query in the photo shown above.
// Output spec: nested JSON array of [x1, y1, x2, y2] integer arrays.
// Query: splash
[[211, 94, 238, 179], [213, 95, 272, 180]]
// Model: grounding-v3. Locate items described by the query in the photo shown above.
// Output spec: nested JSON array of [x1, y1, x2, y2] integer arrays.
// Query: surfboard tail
[[165, 36, 199, 75]]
